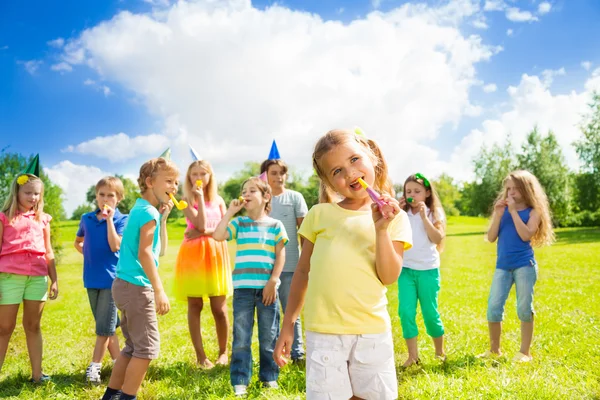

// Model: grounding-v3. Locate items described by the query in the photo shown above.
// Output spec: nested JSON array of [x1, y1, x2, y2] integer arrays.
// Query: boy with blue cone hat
[[259, 140, 308, 362]]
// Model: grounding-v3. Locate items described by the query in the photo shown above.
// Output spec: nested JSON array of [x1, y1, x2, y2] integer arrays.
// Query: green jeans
[[397, 268, 444, 339]]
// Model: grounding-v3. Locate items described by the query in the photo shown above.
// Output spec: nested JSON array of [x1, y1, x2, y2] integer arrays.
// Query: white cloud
[[45, 161, 112, 216], [51, 62, 73, 73], [464, 104, 483, 117], [20, 60, 43, 75], [371, 0, 382, 9], [538, 2, 552, 15], [506, 28, 513, 36], [47, 37, 65, 48], [541, 67, 565, 86], [483, 83, 497, 93], [483, 0, 505, 11], [102, 85, 112, 96], [448, 70, 600, 181], [84, 78, 96, 85], [472, 17, 488, 29], [55, 0, 497, 183], [63, 132, 170, 162], [506, 7, 538, 22], [581, 61, 592, 71]]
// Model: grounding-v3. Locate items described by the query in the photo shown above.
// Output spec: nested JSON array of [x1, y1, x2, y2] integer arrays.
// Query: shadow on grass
[[554, 227, 600, 246], [0, 371, 91, 397], [397, 353, 511, 382]]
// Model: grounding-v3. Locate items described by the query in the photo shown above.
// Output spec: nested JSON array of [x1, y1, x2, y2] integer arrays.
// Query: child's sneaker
[[263, 381, 279, 389], [85, 362, 102, 384], [233, 385, 247, 396], [29, 374, 51, 384]]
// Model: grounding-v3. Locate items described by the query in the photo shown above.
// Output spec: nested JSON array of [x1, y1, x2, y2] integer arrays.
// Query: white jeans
[[305, 331, 398, 400]]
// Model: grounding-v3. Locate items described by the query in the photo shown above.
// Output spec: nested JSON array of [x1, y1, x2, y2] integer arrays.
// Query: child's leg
[[417, 269, 445, 357], [90, 289, 121, 363], [0, 304, 20, 372], [22, 300, 45, 380], [349, 331, 397, 400], [278, 272, 304, 360], [230, 289, 255, 387], [121, 357, 151, 395], [108, 335, 121, 361], [305, 331, 353, 399], [256, 290, 280, 383], [398, 268, 419, 364], [107, 354, 131, 390], [486, 269, 513, 354], [514, 265, 537, 356], [187, 297, 210, 365], [209, 295, 229, 364]]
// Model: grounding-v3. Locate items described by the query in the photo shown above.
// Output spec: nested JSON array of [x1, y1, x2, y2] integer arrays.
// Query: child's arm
[[508, 199, 541, 241], [373, 196, 403, 285], [418, 203, 445, 244], [74, 236, 84, 254], [0, 220, 4, 254], [158, 201, 174, 256], [274, 239, 313, 366], [43, 223, 58, 300], [139, 220, 170, 315], [487, 200, 506, 243], [105, 207, 122, 252], [262, 241, 286, 306], [182, 193, 207, 233], [213, 199, 244, 241]]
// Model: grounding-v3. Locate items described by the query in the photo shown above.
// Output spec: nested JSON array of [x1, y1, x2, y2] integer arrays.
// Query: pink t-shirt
[[0, 211, 51, 276], [186, 201, 223, 231]]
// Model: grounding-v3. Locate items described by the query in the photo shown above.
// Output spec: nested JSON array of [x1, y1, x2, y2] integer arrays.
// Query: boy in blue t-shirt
[[75, 176, 128, 383], [101, 158, 178, 400]]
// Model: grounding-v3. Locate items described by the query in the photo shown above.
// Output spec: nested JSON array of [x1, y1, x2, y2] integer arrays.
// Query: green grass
[[1, 217, 599, 399]]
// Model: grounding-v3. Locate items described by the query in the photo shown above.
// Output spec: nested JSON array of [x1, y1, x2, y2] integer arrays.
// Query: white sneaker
[[233, 385, 247, 396], [263, 381, 279, 389], [85, 362, 101, 384]]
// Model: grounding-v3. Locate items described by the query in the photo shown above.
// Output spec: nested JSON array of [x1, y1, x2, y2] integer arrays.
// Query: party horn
[[407, 197, 414, 203], [102, 204, 109, 217], [167, 192, 188, 210], [238, 196, 245, 203], [196, 180, 203, 188], [357, 178, 386, 210]]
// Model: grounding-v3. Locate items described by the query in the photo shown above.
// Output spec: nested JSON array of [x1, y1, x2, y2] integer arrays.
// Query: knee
[[517, 304, 534, 322], [211, 303, 228, 320], [0, 321, 16, 336], [23, 319, 41, 334], [188, 298, 204, 312]]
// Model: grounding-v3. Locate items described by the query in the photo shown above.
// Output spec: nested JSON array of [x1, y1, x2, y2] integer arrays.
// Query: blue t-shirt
[[227, 216, 288, 289], [496, 208, 535, 270], [77, 209, 128, 289], [116, 198, 161, 287]]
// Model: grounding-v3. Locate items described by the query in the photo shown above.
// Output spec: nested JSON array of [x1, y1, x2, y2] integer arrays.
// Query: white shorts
[[305, 330, 398, 400]]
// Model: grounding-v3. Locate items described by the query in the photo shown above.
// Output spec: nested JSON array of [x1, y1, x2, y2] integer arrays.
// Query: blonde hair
[[496, 170, 555, 247], [184, 160, 218, 203], [312, 129, 393, 203], [96, 176, 125, 200], [138, 158, 180, 193], [241, 176, 272, 214], [1, 174, 45, 223]]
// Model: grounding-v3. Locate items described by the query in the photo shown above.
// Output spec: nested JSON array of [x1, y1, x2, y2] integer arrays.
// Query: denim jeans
[[230, 288, 280, 386], [487, 264, 538, 323], [278, 272, 305, 360], [87, 288, 120, 336]]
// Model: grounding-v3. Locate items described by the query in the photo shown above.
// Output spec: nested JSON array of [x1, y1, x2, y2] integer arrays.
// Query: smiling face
[[148, 169, 179, 204], [319, 140, 376, 201], [18, 180, 43, 211], [404, 181, 430, 208]]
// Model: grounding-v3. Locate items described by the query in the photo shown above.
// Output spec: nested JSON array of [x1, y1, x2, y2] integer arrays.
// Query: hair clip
[[17, 175, 29, 185], [415, 173, 430, 187]]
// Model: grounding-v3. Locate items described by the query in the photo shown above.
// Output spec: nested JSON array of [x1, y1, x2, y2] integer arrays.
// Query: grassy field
[[0, 216, 599, 399]]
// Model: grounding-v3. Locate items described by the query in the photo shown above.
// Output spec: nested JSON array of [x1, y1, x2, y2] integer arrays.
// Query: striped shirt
[[227, 216, 288, 289]]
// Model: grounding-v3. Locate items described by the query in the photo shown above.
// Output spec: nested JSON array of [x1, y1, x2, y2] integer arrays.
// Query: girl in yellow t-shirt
[[274, 129, 412, 400]]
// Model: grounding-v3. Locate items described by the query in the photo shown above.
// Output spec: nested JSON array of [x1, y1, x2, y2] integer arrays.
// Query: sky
[[1, 0, 600, 216]]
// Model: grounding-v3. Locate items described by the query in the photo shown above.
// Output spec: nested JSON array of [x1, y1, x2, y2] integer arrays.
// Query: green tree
[[218, 162, 260, 205], [0, 151, 66, 258], [71, 203, 94, 220], [288, 171, 320, 209], [573, 92, 600, 211], [517, 128, 571, 225], [432, 173, 461, 216], [86, 174, 140, 214]]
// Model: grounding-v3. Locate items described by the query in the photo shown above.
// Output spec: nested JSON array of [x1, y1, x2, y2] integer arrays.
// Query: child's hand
[[159, 200, 174, 219], [184, 228, 202, 240], [494, 199, 507, 213], [49, 280, 59, 300], [227, 198, 245, 215], [372, 195, 400, 230], [262, 278, 278, 306], [193, 182, 204, 199], [154, 290, 170, 315], [102, 205, 115, 220], [398, 196, 407, 209], [506, 196, 517, 213], [273, 325, 294, 367], [417, 201, 427, 219]]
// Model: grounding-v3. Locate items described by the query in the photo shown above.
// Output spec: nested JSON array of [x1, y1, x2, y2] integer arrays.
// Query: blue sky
[[1, 0, 600, 215]]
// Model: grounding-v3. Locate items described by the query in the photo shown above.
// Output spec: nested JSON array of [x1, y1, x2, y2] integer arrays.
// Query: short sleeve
[[0, 212, 7, 225], [275, 221, 289, 246], [298, 206, 317, 243], [138, 207, 159, 230], [43, 213, 52, 226], [76, 217, 85, 237], [115, 214, 128, 236], [226, 218, 239, 241], [294, 192, 308, 218], [388, 210, 413, 250]]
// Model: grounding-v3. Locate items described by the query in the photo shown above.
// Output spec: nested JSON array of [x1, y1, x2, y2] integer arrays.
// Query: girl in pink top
[[174, 160, 232, 368], [0, 173, 58, 383]]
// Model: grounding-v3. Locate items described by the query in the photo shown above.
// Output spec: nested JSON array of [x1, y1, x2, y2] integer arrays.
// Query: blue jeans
[[487, 265, 537, 323], [230, 288, 280, 386], [87, 288, 120, 336], [278, 272, 304, 360]]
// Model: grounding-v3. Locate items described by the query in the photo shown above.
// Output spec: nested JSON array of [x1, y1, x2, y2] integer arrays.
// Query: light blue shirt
[[116, 198, 161, 287], [269, 190, 308, 272]]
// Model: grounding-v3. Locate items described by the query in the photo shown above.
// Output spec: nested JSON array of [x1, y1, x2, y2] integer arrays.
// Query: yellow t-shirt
[[298, 203, 412, 334]]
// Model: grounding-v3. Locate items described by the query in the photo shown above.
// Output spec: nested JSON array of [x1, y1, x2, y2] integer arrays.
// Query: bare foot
[[402, 357, 420, 368], [197, 358, 215, 369], [215, 353, 228, 365]]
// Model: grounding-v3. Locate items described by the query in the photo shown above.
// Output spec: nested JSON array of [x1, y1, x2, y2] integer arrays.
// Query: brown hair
[[260, 159, 288, 175], [312, 129, 393, 203], [494, 170, 555, 247], [1, 174, 45, 223], [184, 160, 218, 203], [241, 176, 272, 214], [137, 158, 180, 193], [95, 176, 125, 200], [403, 174, 445, 252]]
